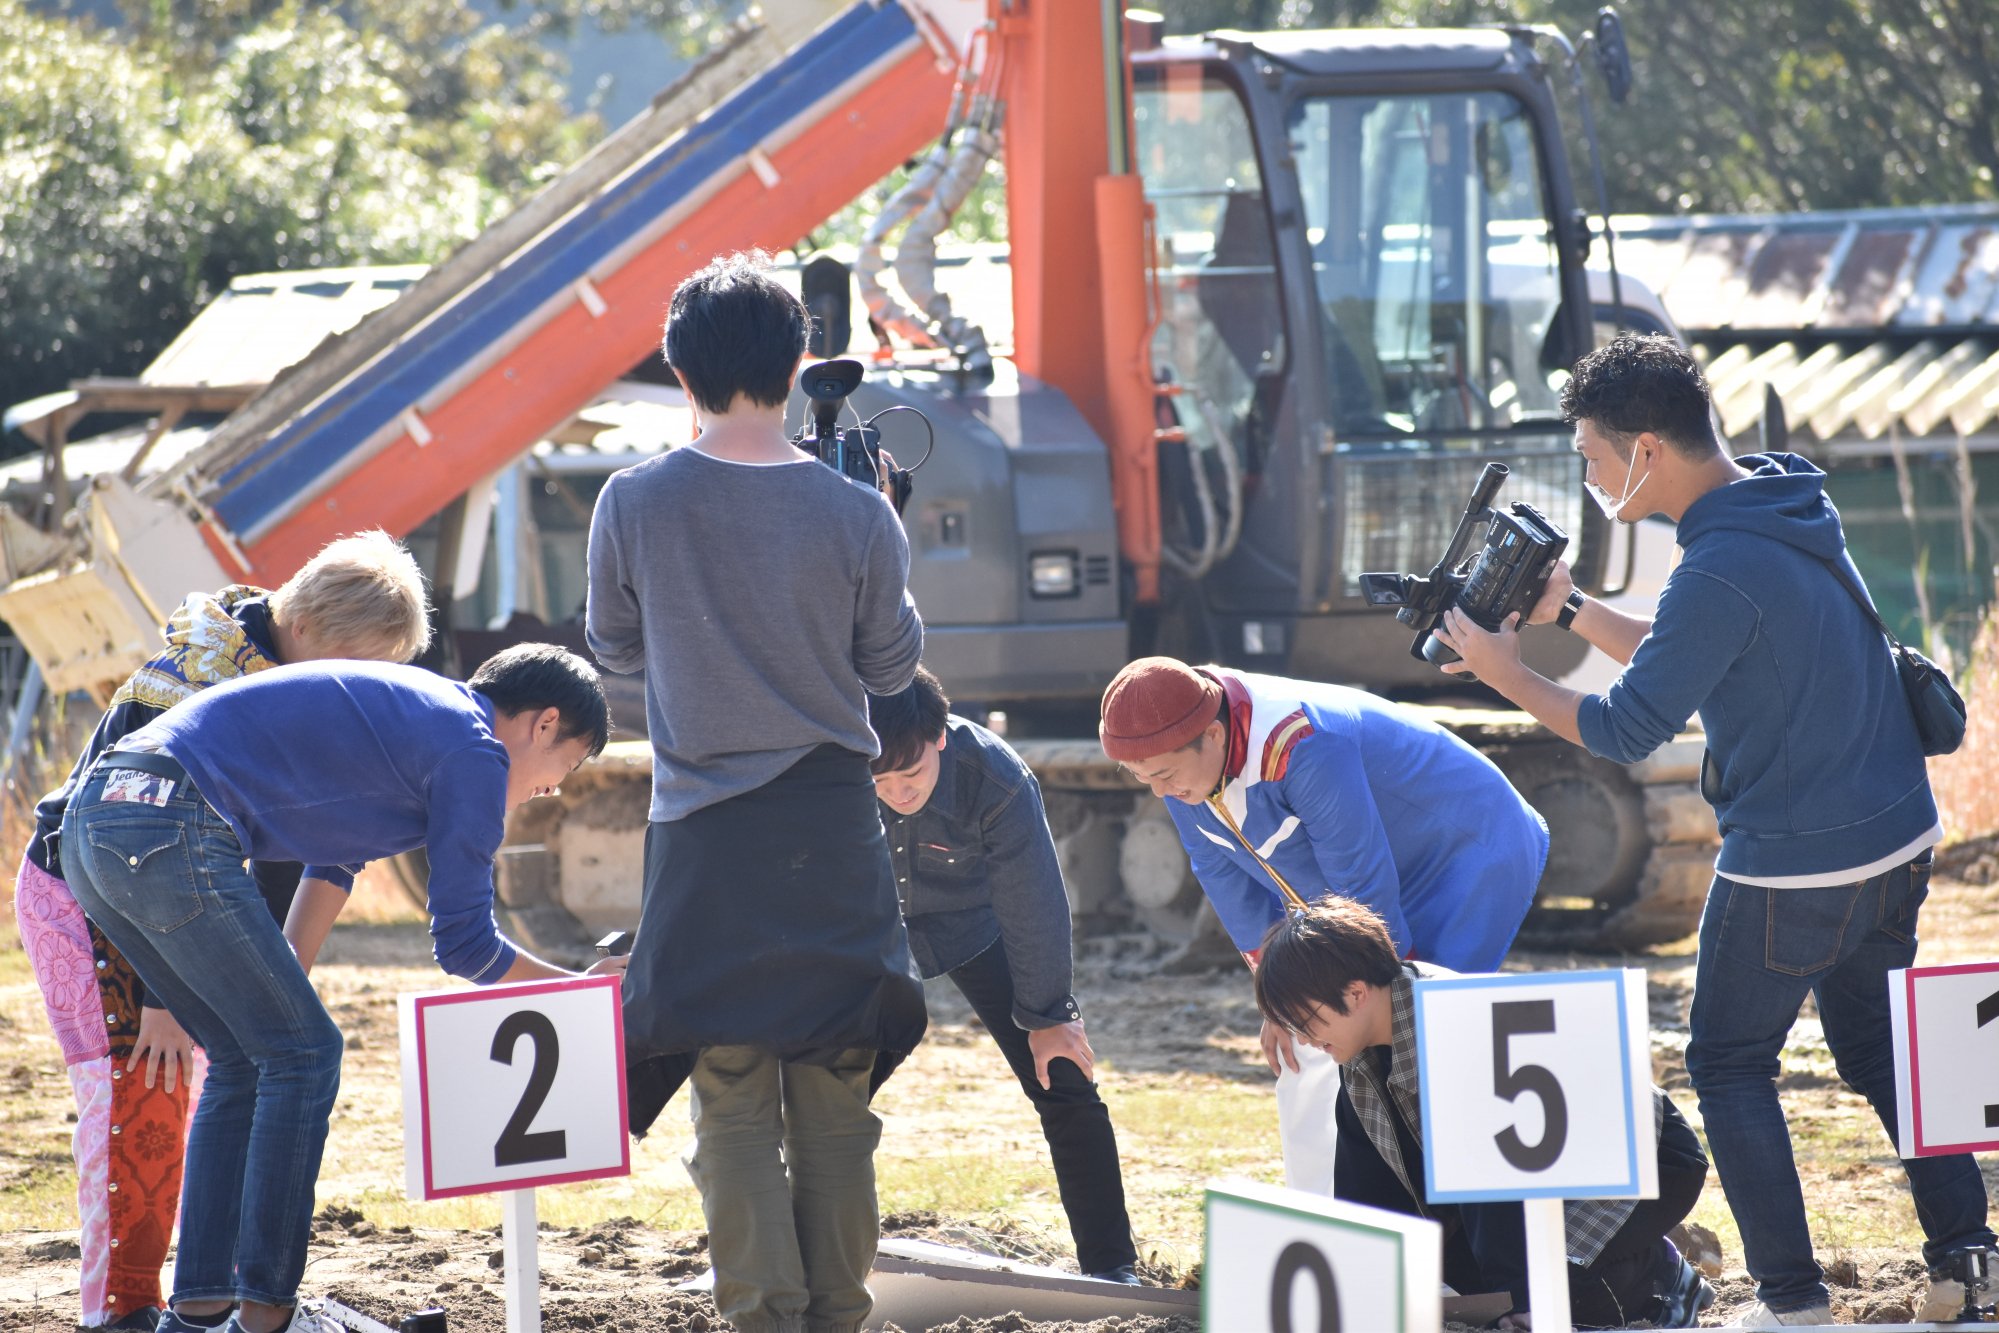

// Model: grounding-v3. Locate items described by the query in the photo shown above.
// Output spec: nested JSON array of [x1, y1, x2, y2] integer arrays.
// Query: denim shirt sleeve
[[978, 770, 1079, 1029], [1577, 566, 1759, 764], [422, 745, 519, 983]]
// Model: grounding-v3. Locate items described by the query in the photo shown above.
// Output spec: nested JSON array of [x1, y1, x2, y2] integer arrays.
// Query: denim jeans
[[60, 759, 343, 1309], [1686, 853, 1993, 1312]]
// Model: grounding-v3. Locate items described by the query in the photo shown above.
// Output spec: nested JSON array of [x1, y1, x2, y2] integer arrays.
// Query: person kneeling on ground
[[867, 666, 1141, 1284], [12, 531, 429, 1332], [1253, 898, 1714, 1331], [59, 645, 626, 1333]]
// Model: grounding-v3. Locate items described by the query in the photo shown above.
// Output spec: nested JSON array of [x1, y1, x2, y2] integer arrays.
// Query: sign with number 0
[[1412, 969, 1655, 1203], [1890, 960, 1999, 1157], [398, 975, 630, 1200], [1205, 1180, 1441, 1332]]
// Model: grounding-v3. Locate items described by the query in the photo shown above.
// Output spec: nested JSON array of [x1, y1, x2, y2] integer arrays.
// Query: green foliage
[[1157, 0, 1999, 214], [0, 0, 597, 419]]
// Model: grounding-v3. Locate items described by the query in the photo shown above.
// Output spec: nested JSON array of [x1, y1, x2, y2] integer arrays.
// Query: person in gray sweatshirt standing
[[586, 251, 926, 1333]]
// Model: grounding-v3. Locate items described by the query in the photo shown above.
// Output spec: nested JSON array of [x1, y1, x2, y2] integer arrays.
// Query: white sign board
[[398, 975, 630, 1200], [1413, 969, 1656, 1203], [1205, 1179, 1442, 1333], [1891, 961, 1999, 1158]]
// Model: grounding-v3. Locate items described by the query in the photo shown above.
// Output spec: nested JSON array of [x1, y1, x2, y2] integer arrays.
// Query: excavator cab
[[1133, 29, 1615, 690]]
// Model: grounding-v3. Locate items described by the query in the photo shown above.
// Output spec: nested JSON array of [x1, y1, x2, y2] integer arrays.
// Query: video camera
[[793, 359, 929, 517], [1358, 463, 1568, 671]]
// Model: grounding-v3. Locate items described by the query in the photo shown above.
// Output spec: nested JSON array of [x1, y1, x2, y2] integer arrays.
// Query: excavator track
[[448, 710, 1720, 959]]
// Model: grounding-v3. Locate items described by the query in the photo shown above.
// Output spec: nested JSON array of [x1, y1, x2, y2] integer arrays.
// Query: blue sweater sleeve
[[1578, 567, 1760, 764], [1169, 801, 1286, 953], [423, 746, 519, 983], [1281, 734, 1413, 956]]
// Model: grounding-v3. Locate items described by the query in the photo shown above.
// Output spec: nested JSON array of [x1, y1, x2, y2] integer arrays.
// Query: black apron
[[620, 744, 927, 1077]]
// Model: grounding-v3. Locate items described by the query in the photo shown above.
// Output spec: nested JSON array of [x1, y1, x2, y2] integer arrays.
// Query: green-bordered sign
[[1204, 1179, 1441, 1331]]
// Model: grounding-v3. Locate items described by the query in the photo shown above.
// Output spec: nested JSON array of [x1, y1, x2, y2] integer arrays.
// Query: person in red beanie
[[1098, 655, 1548, 1193]]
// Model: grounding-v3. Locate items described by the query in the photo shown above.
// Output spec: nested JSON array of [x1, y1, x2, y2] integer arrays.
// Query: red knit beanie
[[1099, 657, 1224, 761]]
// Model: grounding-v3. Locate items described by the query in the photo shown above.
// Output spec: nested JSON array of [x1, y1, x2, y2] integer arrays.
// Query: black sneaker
[[1085, 1264, 1142, 1286], [103, 1308, 163, 1333]]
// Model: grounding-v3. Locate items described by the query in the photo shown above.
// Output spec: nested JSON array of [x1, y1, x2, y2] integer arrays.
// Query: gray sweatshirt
[[585, 447, 924, 821]]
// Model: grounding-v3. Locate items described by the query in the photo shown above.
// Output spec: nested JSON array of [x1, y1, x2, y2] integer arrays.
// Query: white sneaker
[[1919, 1246, 1999, 1323], [1725, 1299, 1833, 1327]]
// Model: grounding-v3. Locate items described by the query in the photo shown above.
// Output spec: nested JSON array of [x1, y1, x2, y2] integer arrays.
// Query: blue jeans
[[1686, 854, 1993, 1312], [61, 758, 343, 1308]]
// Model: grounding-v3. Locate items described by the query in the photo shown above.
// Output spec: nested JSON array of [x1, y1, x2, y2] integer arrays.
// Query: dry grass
[[1930, 599, 1999, 842]]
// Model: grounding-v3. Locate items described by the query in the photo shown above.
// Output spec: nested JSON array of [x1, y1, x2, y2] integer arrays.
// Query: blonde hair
[[269, 530, 431, 662]]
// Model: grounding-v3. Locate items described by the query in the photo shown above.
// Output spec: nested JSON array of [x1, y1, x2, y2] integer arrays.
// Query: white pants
[[1275, 1042, 1342, 1194]]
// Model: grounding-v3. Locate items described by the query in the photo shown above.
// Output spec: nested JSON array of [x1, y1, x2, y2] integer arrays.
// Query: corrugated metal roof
[[1613, 205, 1999, 444], [142, 265, 426, 388]]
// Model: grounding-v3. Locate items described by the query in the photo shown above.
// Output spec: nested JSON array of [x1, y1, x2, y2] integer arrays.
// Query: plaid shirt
[[1342, 963, 1642, 1266]]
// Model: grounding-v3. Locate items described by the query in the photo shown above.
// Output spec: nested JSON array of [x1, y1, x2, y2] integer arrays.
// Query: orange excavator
[[0, 1, 1714, 949]]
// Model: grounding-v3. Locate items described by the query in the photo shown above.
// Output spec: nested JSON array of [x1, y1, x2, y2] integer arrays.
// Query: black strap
[[1820, 556, 1904, 652]]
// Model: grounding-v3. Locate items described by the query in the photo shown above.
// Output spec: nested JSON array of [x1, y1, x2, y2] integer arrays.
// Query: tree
[[0, 0, 598, 424], [1154, 0, 1999, 214]]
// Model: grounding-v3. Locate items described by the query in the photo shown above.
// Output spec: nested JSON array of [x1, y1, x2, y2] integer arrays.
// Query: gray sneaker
[[1920, 1246, 1999, 1323], [1724, 1299, 1833, 1327]]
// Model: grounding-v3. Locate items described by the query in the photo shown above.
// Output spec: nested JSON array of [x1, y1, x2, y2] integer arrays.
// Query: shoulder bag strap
[[1820, 555, 1905, 652]]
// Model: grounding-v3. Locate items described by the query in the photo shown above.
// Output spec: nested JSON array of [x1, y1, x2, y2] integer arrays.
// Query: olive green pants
[[685, 1046, 881, 1333]]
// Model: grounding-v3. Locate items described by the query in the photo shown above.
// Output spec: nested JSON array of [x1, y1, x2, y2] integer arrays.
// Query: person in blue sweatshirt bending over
[[59, 644, 626, 1333], [1432, 334, 1995, 1328], [1097, 655, 1548, 1195]]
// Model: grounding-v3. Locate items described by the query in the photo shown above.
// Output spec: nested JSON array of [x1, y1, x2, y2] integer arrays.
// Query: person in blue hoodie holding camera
[[1434, 334, 1994, 1327]]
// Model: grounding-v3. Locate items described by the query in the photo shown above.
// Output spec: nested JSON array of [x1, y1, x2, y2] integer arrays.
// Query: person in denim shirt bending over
[[868, 667, 1140, 1284], [1433, 335, 1995, 1326]]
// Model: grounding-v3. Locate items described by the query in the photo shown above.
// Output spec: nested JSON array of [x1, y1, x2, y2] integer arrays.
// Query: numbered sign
[[1205, 1179, 1442, 1333], [398, 975, 630, 1200], [1891, 961, 1999, 1157], [1412, 969, 1655, 1202]]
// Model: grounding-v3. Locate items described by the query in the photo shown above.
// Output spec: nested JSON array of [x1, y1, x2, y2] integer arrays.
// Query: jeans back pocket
[[1763, 883, 1866, 976], [1878, 854, 1932, 947], [82, 816, 203, 933]]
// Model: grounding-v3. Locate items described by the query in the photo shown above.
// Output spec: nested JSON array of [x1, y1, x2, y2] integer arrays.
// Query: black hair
[[1252, 898, 1403, 1034], [1559, 333, 1721, 459], [469, 643, 610, 758], [868, 665, 950, 775], [662, 251, 810, 416]]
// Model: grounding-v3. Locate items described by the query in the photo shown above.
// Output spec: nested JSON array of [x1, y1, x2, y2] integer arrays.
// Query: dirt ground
[[5, 860, 1999, 1331]]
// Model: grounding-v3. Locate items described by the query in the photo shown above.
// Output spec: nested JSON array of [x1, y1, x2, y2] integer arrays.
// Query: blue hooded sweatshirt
[[1576, 453, 1938, 880]]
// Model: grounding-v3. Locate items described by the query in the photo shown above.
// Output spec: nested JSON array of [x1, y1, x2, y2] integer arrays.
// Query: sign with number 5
[[1890, 960, 1999, 1158], [1413, 970, 1656, 1203], [398, 975, 630, 1200]]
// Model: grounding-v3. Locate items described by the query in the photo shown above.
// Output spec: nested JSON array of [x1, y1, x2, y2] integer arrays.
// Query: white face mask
[[1586, 449, 1651, 522]]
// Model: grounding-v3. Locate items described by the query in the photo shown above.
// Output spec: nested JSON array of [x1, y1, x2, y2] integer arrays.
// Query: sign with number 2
[[399, 975, 630, 1200]]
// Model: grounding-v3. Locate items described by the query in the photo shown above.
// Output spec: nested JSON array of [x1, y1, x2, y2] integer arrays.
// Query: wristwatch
[[1556, 588, 1586, 631]]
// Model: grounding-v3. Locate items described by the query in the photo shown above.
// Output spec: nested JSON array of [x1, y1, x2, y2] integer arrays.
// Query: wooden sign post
[[1413, 969, 1656, 1333], [399, 976, 630, 1333]]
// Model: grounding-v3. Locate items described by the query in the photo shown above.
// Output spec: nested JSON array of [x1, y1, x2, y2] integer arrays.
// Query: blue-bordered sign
[[1412, 969, 1656, 1203], [1204, 1180, 1441, 1332]]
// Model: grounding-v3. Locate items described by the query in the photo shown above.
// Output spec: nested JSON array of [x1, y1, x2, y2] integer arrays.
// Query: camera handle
[[1421, 461, 1511, 588]]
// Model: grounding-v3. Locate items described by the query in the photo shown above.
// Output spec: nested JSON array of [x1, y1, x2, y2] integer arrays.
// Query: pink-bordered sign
[[399, 975, 630, 1201], [1891, 960, 1999, 1158]]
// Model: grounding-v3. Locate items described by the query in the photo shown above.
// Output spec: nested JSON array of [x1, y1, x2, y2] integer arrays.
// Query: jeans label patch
[[103, 770, 176, 807]]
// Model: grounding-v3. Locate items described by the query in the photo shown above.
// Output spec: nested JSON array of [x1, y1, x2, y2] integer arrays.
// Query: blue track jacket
[[1165, 670, 1548, 970]]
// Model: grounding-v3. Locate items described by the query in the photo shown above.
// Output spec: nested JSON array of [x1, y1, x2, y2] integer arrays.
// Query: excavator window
[[1291, 90, 1568, 442], [1132, 77, 1285, 477]]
